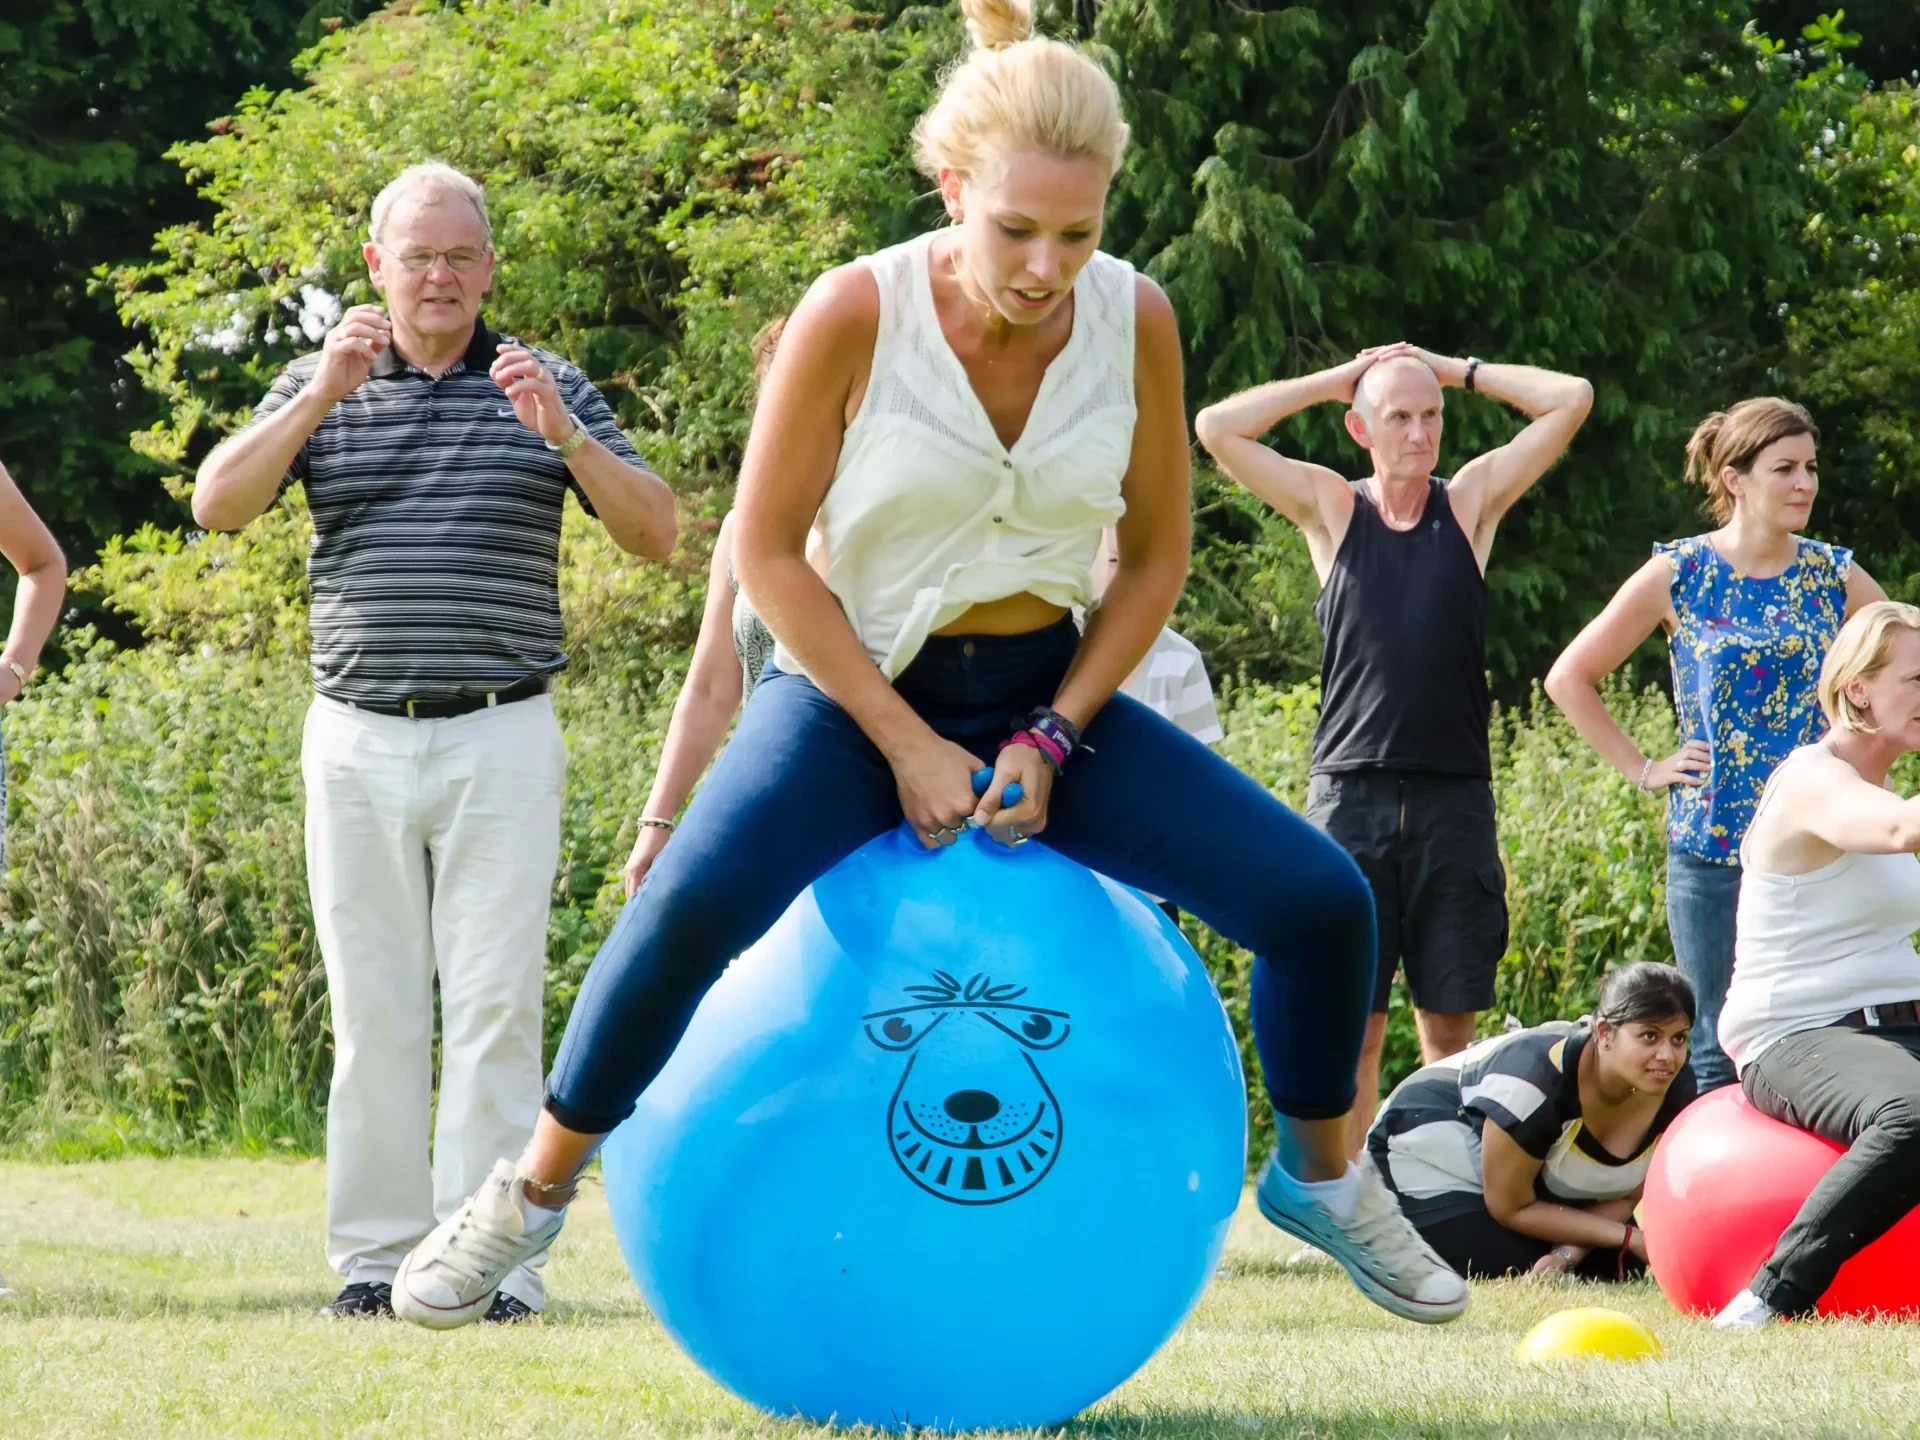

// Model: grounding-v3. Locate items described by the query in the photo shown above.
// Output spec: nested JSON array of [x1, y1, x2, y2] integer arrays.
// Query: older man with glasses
[[194, 162, 676, 1322]]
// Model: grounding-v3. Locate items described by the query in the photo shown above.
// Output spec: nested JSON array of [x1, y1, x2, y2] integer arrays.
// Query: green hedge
[[1194, 676, 1678, 1159], [0, 497, 1684, 1156]]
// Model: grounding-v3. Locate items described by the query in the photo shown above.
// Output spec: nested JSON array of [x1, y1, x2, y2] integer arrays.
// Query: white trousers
[[303, 692, 564, 1306]]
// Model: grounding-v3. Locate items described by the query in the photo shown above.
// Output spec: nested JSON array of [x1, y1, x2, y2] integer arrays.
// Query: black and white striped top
[[1367, 1021, 1696, 1227], [250, 320, 652, 707]]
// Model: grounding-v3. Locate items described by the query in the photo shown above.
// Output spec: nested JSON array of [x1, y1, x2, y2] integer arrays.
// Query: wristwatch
[[1464, 357, 1483, 393], [548, 410, 589, 460]]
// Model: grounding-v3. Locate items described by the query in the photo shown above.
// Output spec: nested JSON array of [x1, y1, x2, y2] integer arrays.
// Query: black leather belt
[[343, 674, 551, 720], [1838, 1000, 1920, 1028]]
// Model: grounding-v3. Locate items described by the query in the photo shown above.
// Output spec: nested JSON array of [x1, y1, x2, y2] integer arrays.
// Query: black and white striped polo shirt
[[1366, 1020, 1697, 1226], [251, 320, 653, 707]]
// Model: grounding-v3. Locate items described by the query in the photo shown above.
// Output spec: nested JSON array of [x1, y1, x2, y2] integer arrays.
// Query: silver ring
[[1009, 830, 1031, 845]]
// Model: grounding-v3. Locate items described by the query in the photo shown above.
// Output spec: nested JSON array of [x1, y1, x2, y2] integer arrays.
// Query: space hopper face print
[[863, 971, 1071, 1205]]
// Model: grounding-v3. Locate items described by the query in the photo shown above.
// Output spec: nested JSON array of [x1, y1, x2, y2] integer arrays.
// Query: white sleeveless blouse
[[772, 230, 1138, 680], [1721, 747, 1920, 1070]]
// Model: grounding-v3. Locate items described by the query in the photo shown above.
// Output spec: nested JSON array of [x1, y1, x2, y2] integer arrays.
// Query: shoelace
[[435, 1201, 524, 1294], [1342, 1179, 1438, 1286]]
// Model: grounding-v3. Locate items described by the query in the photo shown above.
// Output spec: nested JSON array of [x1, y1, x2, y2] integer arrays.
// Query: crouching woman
[[1367, 963, 1697, 1279]]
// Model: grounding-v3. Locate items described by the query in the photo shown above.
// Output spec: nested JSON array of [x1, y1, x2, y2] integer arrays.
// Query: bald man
[[1196, 345, 1592, 1155]]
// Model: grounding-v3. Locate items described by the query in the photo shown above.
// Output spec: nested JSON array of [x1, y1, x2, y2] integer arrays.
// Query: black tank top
[[1311, 477, 1490, 777]]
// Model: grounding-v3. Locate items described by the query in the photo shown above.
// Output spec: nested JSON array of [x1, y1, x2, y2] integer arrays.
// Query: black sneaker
[[318, 1280, 394, 1318], [483, 1292, 538, 1324]]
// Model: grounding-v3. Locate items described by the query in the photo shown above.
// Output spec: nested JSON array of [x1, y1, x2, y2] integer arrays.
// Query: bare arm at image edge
[[0, 461, 66, 701]]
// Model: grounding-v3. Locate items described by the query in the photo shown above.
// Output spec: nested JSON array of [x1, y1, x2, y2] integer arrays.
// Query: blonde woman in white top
[[396, 0, 1466, 1331], [1712, 601, 1920, 1327]]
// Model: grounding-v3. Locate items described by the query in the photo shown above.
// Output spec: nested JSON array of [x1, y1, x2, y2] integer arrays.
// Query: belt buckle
[[1866, 1005, 1882, 1028], [405, 698, 418, 720]]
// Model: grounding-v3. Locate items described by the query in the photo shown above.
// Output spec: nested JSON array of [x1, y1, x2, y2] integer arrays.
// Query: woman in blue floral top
[[1546, 399, 1883, 1091]]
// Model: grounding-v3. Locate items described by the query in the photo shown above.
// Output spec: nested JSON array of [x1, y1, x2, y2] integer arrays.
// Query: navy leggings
[[547, 620, 1377, 1131]]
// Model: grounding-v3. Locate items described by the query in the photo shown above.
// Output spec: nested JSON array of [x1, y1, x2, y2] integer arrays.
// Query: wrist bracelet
[[549, 410, 589, 459], [636, 816, 676, 833], [1002, 728, 1067, 774], [1030, 706, 1083, 749], [1636, 757, 1654, 792], [1026, 707, 1087, 764]]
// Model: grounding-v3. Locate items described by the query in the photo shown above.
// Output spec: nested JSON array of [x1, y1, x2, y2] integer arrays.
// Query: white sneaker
[[1287, 1243, 1336, 1269], [1711, 1288, 1778, 1330], [1255, 1153, 1469, 1324], [393, 1159, 566, 1330]]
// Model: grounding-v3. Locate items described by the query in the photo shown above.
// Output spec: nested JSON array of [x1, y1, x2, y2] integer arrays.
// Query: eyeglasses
[[378, 243, 491, 272]]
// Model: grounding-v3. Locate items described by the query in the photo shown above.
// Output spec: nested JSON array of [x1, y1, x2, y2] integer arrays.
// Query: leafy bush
[[1194, 677, 1679, 1160], [0, 499, 1688, 1157], [0, 500, 694, 1154]]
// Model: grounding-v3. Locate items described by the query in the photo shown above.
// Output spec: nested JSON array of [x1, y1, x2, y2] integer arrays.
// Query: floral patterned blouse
[[1660, 535, 1851, 864]]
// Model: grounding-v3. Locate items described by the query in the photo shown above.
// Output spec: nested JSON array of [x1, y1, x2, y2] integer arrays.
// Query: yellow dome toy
[[1515, 1307, 1663, 1365]]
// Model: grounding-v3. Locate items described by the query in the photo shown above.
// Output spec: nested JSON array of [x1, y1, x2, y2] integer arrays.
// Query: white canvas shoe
[[393, 1159, 566, 1330], [1256, 1153, 1469, 1324], [1286, 1243, 1336, 1269], [1711, 1288, 1778, 1330]]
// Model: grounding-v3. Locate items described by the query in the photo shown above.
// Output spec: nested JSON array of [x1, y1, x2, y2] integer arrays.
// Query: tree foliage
[[112, 0, 940, 504], [1780, 82, 1920, 593], [1759, 0, 1920, 82], [0, 2, 366, 562], [1095, 0, 1855, 687], [18, 0, 1920, 1149]]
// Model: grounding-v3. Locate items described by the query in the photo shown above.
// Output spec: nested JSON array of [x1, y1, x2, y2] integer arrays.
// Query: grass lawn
[[2, 1158, 1917, 1437]]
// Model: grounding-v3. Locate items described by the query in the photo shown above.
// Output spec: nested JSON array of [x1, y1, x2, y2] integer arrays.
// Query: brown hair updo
[[1682, 398, 1818, 524]]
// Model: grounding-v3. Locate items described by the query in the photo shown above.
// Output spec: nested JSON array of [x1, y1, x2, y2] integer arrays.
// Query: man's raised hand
[[1401, 345, 1470, 389], [314, 305, 392, 403], [1335, 342, 1417, 403], [491, 346, 573, 446]]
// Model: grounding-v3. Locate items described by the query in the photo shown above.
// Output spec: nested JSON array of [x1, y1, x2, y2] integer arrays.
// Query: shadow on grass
[[1, 1287, 342, 1320], [1071, 1407, 1767, 1440], [0, 1286, 661, 1325]]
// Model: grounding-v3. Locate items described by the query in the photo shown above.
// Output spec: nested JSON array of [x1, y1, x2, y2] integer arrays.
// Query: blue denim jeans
[[547, 620, 1378, 1131], [1666, 846, 1740, 1092]]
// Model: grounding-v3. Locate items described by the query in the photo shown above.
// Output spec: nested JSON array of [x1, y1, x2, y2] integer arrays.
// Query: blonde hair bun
[[913, 1, 1128, 183], [961, 0, 1034, 51]]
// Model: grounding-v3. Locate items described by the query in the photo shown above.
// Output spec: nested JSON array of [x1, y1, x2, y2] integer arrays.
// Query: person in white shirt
[[618, 319, 829, 896], [1088, 525, 1223, 745], [1712, 601, 1920, 1328], [393, 0, 1466, 1333]]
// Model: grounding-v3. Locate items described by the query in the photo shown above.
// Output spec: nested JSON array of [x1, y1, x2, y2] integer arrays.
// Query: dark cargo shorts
[[1305, 770, 1507, 1015]]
